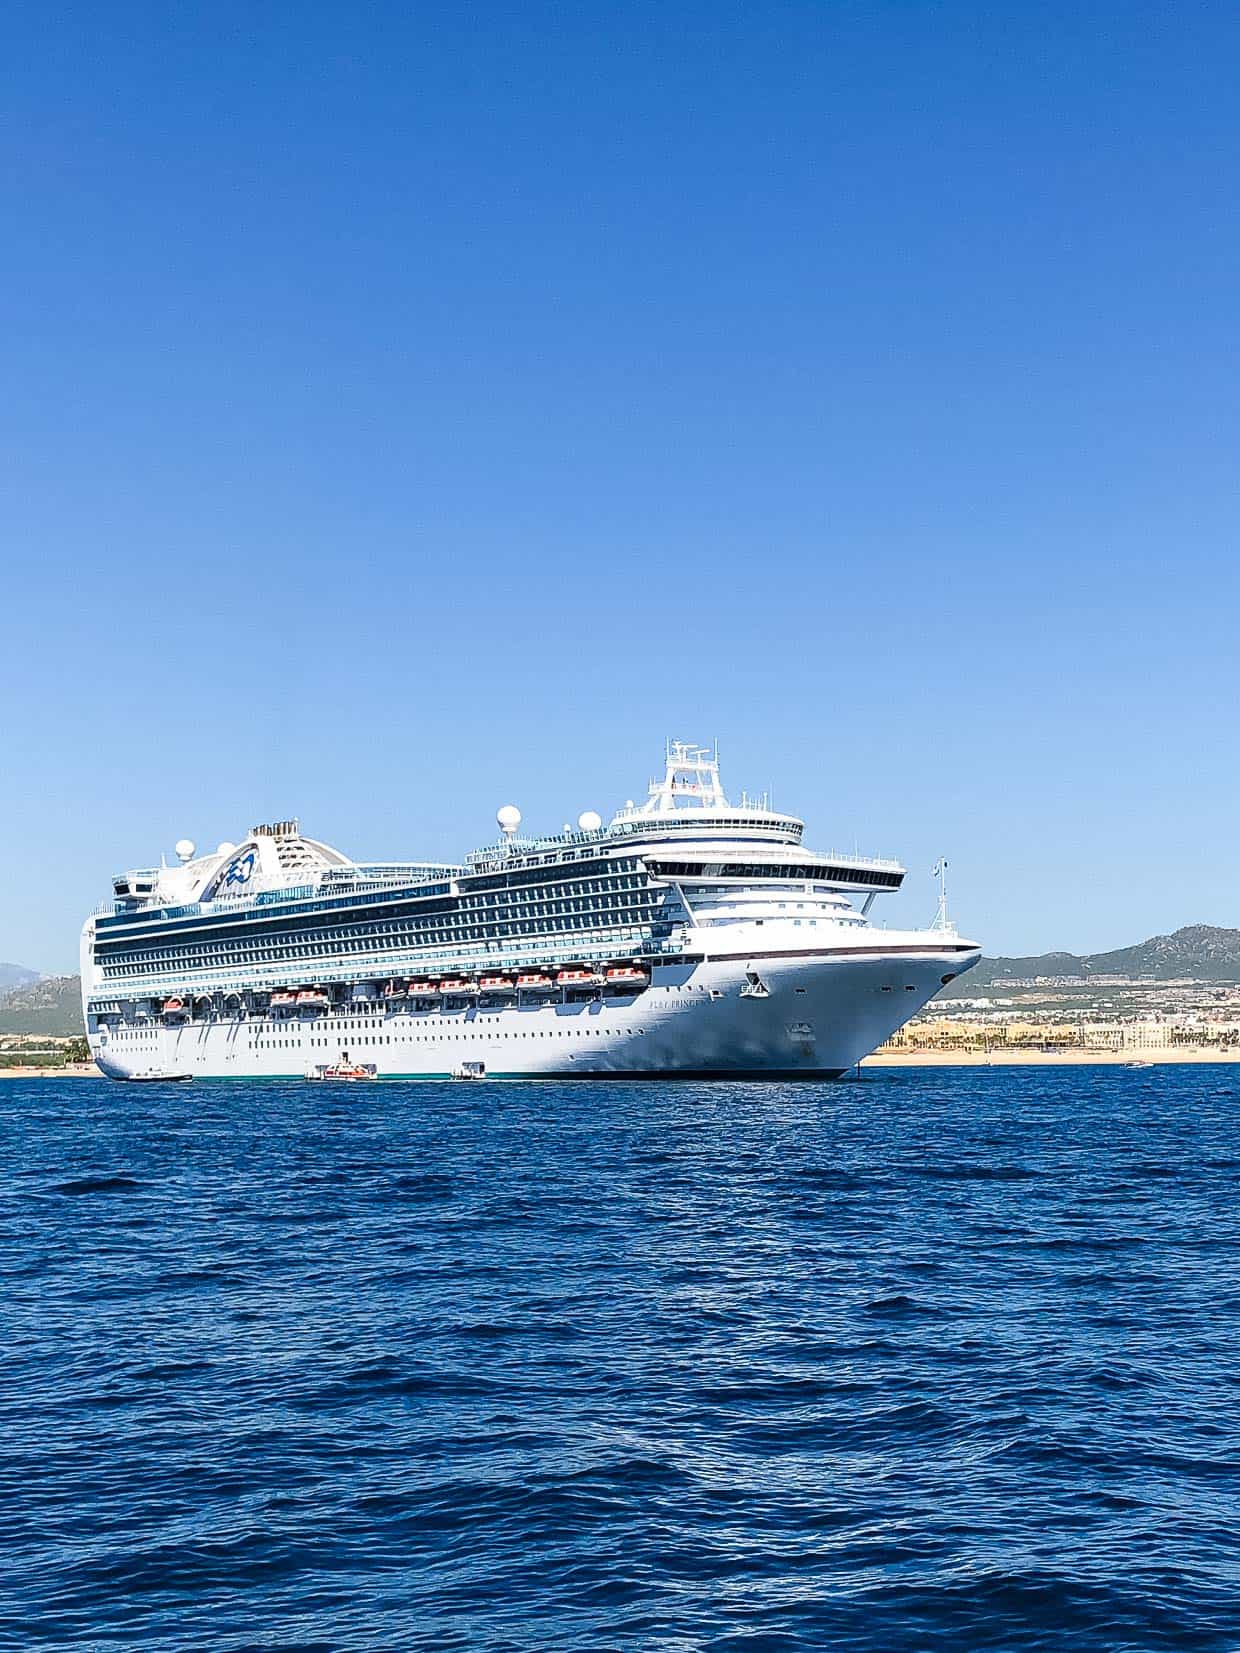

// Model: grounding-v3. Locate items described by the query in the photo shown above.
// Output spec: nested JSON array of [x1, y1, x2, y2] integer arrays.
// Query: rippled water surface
[[3, 1069, 1239, 1650]]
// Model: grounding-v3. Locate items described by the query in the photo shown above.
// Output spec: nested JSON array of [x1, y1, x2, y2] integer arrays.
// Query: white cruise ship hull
[[90, 938, 978, 1081]]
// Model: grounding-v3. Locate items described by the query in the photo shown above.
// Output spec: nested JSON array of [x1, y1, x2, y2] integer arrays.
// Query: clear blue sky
[[3, 1, 1238, 974]]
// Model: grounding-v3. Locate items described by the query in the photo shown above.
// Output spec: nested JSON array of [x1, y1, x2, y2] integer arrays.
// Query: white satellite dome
[[216, 841, 237, 857], [496, 804, 522, 836], [174, 838, 196, 863], [578, 810, 602, 832]]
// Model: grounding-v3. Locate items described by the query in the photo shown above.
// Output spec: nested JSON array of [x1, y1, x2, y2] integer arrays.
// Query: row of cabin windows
[[101, 893, 660, 968], [102, 872, 647, 948], [102, 906, 660, 972], [101, 919, 655, 972], [259, 1027, 609, 1048], [100, 923, 657, 982]]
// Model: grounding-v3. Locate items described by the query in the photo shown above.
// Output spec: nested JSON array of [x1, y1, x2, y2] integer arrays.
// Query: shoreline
[[865, 1047, 1240, 1067], [0, 1064, 102, 1079], [1, 1052, 1239, 1078]]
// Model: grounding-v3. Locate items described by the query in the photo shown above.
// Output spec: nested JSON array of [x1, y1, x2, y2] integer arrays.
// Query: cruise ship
[[81, 744, 980, 1080]]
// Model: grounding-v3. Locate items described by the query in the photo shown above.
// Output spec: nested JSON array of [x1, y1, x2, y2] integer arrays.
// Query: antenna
[[932, 857, 950, 931]]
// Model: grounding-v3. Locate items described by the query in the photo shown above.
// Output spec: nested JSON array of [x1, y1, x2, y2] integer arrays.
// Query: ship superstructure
[[81, 744, 979, 1079]]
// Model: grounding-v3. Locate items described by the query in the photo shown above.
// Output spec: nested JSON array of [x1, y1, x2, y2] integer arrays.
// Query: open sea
[[2, 1067, 1238, 1651]]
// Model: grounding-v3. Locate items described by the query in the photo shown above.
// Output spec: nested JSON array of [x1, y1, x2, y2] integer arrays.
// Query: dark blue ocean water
[[2, 1069, 1239, 1651]]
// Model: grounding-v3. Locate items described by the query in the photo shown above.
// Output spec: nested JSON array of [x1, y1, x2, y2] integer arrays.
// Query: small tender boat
[[451, 1060, 486, 1080], [439, 978, 479, 995], [556, 967, 604, 989], [408, 980, 440, 996], [516, 972, 555, 992], [305, 1062, 377, 1082], [605, 965, 650, 988], [269, 991, 297, 1009], [295, 988, 331, 1011]]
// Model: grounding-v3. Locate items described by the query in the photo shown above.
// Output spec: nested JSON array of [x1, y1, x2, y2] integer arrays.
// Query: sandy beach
[[0, 1064, 102, 1079]]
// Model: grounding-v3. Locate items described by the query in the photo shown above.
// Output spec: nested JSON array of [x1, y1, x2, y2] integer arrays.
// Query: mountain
[[0, 976, 84, 1036], [0, 963, 41, 997], [948, 926, 1240, 991]]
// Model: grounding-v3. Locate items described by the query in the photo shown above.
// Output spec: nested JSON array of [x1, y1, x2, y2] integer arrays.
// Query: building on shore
[[879, 1017, 1240, 1056]]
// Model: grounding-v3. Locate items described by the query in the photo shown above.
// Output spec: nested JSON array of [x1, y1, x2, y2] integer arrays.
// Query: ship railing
[[91, 872, 462, 926], [467, 821, 902, 875], [327, 863, 459, 885]]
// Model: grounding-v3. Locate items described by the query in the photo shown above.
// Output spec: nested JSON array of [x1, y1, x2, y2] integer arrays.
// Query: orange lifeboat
[[605, 965, 650, 989], [517, 972, 555, 992], [439, 977, 479, 995], [479, 974, 515, 994]]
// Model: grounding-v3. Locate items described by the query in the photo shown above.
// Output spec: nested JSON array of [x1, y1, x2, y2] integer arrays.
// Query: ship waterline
[[81, 744, 979, 1080]]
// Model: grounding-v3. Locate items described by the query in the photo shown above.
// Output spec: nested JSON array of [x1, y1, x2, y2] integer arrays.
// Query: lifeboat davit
[[161, 996, 186, 1019], [383, 980, 408, 1000]]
